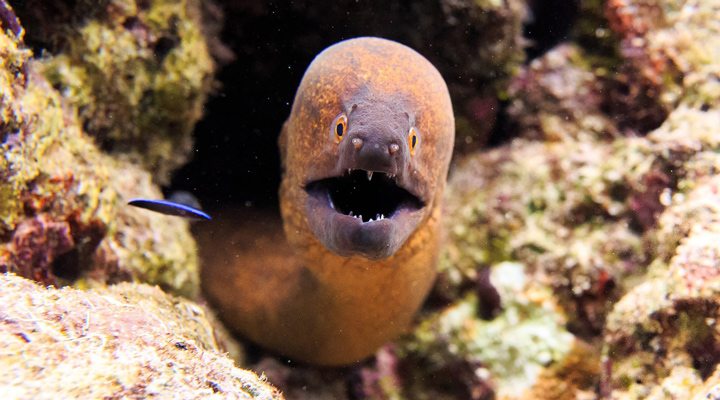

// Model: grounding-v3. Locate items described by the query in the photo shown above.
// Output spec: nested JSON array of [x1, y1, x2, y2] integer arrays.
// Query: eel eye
[[408, 127, 418, 155], [333, 114, 347, 143]]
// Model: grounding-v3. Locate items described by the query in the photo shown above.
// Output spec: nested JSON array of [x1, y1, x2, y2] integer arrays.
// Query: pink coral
[[1, 214, 75, 284]]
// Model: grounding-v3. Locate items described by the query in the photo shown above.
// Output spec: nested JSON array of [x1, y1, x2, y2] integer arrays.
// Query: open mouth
[[305, 169, 424, 222], [303, 169, 426, 259]]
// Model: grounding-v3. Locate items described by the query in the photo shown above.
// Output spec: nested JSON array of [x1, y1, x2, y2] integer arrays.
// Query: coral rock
[[605, 175, 720, 399], [0, 8, 199, 296], [15, 0, 217, 183], [0, 273, 282, 399]]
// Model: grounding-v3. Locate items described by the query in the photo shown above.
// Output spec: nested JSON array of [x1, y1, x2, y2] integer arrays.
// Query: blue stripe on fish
[[128, 198, 212, 220]]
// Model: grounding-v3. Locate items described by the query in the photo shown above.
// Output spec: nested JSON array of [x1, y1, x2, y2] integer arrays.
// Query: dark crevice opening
[[476, 267, 502, 320], [487, 1, 581, 148], [173, 2, 587, 212], [51, 248, 82, 281], [523, 0, 581, 61]]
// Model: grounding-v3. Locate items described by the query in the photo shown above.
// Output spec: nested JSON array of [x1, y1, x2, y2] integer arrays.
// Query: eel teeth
[[367, 171, 373, 181], [328, 192, 335, 210]]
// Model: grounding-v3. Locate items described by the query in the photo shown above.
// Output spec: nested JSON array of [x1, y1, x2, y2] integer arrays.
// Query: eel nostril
[[352, 137, 363, 150], [389, 143, 400, 155]]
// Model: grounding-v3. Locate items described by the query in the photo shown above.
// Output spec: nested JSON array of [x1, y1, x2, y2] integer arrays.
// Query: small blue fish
[[128, 198, 211, 220]]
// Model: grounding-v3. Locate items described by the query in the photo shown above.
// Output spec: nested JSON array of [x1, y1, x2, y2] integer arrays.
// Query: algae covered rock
[[401, 262, 579, 399], [394, 0, 720, 397], [0, 5, 272, 396], [14, 0, 216, 183], [604, 173, 720, 399], [506, 44, 621, 142], [0, 273, 282, 399], [606, 0, 720, 108], [0, 3, 202, 297]]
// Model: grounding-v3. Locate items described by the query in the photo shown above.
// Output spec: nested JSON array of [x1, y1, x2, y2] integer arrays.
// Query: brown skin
[[201, 37, 454, 366]]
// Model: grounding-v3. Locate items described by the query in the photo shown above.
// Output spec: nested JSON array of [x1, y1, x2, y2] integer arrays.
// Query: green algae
[[426, 0, 720, 391], [404, 262, 574, 399], [36, 0, 215, 183], [607, 0, 720, 108], [0, 8, 201, 297]]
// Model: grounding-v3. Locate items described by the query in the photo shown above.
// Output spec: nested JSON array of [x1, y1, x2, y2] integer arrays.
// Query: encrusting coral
[[14, 0, 216, 183], [0, 1, 210, 297], [0, 2, 272, 396], [0, 273, 282, 399], [604, 175, 720, 399], [401, 262, 578, 399]]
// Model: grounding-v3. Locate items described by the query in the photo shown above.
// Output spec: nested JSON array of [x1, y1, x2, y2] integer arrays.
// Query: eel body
[[202, 37, 454, 366]]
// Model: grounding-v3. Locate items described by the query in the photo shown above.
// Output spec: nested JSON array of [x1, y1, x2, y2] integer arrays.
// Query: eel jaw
[[305, 169, 425, 260]]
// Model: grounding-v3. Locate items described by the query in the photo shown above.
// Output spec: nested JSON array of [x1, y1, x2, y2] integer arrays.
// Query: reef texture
[[238, 0, 720, 398], [0, 273, 282, 399], [0, 1, 212, 297], [603, 158, 720, 399], [3, 0, 720, 398], [13, 0, 216, 183], [412, 0, 720, 398]]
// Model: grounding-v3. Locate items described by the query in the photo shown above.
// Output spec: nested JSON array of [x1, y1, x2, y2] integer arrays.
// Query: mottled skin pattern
[[202, 37, 454, 366]]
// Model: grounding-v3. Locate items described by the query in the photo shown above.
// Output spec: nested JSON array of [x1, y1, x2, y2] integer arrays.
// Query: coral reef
[[0, 273, 281, 399], [0, 3, 204, 297], [604, 173, 720, 399], [3, 0, 719, 397], [423, 103, 719, 398], [506, 44, 622, 142], [13, 0, 216, 184], [192, 0, 719, 398], [0, 3, 257, 396], [401, 262, 577, 399], [413, 0, 720, 397], [606, 0, 720, 108]]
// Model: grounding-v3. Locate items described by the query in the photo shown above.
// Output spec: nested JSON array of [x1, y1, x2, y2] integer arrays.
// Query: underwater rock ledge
[[0, 273, 282, 399], [0, 0, 217, 297], [13, 0, 217, 184]]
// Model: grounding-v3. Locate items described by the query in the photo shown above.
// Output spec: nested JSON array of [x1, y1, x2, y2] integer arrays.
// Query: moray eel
[[201, 37, 454, 366]]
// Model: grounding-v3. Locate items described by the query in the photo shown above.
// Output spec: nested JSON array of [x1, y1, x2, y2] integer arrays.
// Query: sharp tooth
[[367, 171, 373, 181], [358, 214, 362, 221], [348, 168, 352, 175], [380, 214, 384, 220], [375, 213, 380, 220], [349, 211, 353, 216]]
